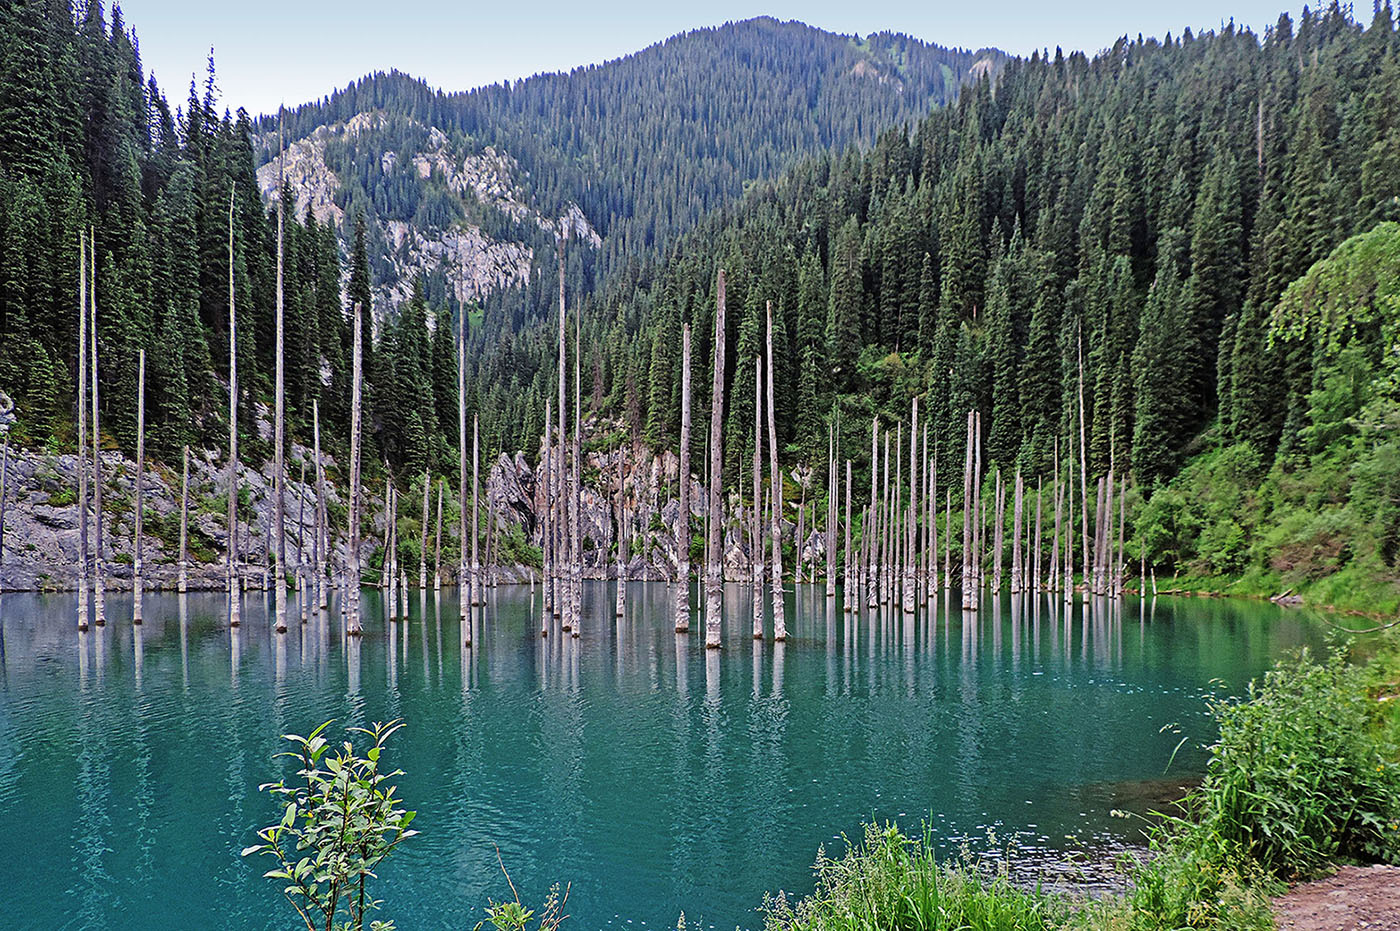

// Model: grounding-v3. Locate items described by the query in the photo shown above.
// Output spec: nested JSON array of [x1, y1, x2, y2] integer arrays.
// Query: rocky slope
[[0, 421, 817, 592]]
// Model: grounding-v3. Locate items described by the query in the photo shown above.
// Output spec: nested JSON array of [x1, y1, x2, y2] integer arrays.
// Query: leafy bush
[[244, 720, 418, 931], [1129, 646, 1400, 928]]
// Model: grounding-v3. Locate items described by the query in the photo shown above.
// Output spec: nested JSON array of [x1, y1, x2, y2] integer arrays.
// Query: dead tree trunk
[[459, 299, 471, 622], [312, 400, 327, 611], [543, 397, 553, 618], [556, 242, 569, 628], [179, 445, 189, 595], [225, 195, 239, 628], [77, 231, 89, 630], [570, 304, 582, 635], [961, 410, 974, 608], [971, 411, 983, 610], [273, 143, 288, 633], [765, 303, 786, 641], [616, 436, 628, 621], [90, 229, 106, 627], [133, 350, 145, 624], [432, 477, 443, 593], [472, 415, 483, 607], [843, 459, 853, 612], [704, 270, 728, 649], [751, 354, 763, 639], [347, 302, 364, 636], [419, 468, 430, 591], [867, 420, 879, 609], [1011, 469, 1024, 594], [1078, 331, 1090, 590], [672, 323, 692, 631]]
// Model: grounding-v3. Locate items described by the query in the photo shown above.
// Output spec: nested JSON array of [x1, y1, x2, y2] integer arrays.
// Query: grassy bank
[[763, 643, 1400, 931]]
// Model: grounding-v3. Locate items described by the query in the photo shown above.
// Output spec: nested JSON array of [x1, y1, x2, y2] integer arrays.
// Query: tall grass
[[765, 644, 1400, 931], [763, 824, 1070, 931]]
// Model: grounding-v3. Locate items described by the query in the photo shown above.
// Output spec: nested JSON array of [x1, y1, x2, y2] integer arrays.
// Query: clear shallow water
[[0, 584, 1325, 931]]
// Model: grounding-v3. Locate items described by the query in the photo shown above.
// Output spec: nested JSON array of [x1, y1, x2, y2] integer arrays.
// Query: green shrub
[[763, 823, 1070, 931]]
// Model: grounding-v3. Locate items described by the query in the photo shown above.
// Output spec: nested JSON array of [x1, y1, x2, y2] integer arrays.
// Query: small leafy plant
[[244, 720, 418, 931]]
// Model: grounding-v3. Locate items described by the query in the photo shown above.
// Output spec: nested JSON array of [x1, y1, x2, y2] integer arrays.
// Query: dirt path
[[1273, 865, 1400, 930]]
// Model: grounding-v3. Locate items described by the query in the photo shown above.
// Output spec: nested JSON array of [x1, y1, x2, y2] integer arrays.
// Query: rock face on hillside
[[0, 420, 794, 591], [256, 111, 599, 323]]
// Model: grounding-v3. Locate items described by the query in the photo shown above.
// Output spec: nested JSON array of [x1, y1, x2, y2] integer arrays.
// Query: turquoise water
[[0, 584, 1324, 931]]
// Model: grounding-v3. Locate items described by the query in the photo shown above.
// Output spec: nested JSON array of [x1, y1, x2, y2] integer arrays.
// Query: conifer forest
[[2, 1, 1400, 929]]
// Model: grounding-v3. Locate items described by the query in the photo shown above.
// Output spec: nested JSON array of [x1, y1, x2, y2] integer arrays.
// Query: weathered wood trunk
[[419, 468, 430, 591], [178, 446, 189, 595], [903, 401, 918, 614], [1116, 477, 1127, 595], [296, 459, 308, 623], [273, 152, 288, 633], [992, 468, 1003, 593], [971, 411, 982, 609], [571, 307, 583, 635], [674, 323, 693, 632], [472, 416, 483, 607], [704, 270, 728, 649], [312, 400, 327, 610], [434, 478, 444, 593], [543, 397, 553, 620], [347, 302, 364, 636], [90, 230, 106, 627], [77, 232, 89, 630], [459, 298, 471, 624], [133, 350, 145, 624], [1034, 477, 1043, 593], [225, 196, 239, 628], [867, 420, 878, 609], [616, 436, 627, 621], [1064, 430, 1075, 604], [556, 243, 569, 628], [1078, 332, 1090, 590], [765, 303, 786, 641], [1011, 469, 1024, 594], [826, 424, 836, 599], [960, 410, 974, 609], [1050, 439, 1060, 593], [843, 459, 853, 612], [751, 355, 763, 639]]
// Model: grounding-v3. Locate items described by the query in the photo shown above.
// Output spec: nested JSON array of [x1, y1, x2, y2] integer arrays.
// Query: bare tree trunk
[[1011, 469, 1023, 594], [670, 323, 692, 631], [867, 420, 878, 609], [764, 303, 786, 641], [880, 431, 891, 604], [904, 401, 917, 613], [1034, 477, 1043, 593], [971, 411, 982, 610], [1116, 476, 1126, 595], [826, 426, 836, 598], [1064, 427, 1075, 603], [460, 299, 471, 623], [616, 438, 627, 621], [434, 478, 443, 593], [543, 397, 553, 619], [470, 416, 481, 606], [960, 410, 974, 608], [273, 138, 288, 633], [1050, 438, 1060, 593], [419, 468, 430, 591], [843, 459, 852, 612], [1078, 331, 1090, 589], [347, 302, 364, 636], [570, 302, 582, 636], [133, 350, 146, 624], [751, 353, 763, 639], [178, 445, 189, 595], [312, 401, 327, 611], [992, 468, 1003, 593], [90, 229, 106, 627], [77, 231, 89, 630], [225, 196, 239, 628], [296, 458, 308, 623], [556, 243, 569, 629], [944, 488, 951, 596], [704, 270, 728, 649]]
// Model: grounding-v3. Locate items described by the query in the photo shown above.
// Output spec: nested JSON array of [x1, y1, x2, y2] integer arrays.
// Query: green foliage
[[243, 720, 418, 931], [763, 823, 1069, 931], [1128, 646, 1400, 928]]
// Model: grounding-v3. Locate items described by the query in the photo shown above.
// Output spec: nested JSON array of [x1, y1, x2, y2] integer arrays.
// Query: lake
[[0, 583, 1325, 930]]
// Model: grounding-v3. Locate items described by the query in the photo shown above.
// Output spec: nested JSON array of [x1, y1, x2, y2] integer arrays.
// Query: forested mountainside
[[1, 0, 1398, 601], [255, 19, 1000, 325], [524, 4, 1395, 602]]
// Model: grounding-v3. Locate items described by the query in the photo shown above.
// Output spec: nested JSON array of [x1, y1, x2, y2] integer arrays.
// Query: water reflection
[[0, 584, 1333, 931]]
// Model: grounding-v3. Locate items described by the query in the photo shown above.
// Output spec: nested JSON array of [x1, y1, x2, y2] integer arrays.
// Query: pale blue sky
[[118, 0, 1309, 117]]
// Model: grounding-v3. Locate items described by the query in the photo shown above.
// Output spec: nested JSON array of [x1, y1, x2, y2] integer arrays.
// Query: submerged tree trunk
[[1011, 469, 1023, 594], [751, 354, 763, 639], [844, 459, 853, 612], [77, 231, 89, 630], [347, 302, 364, 636], [704, 270, 728, 649], [460, 298, 471, 624], [543, 397, 553, 620], [90, 229, 106, 627], [903, 400, 917, 613], [420, 468, 430, 591], [472, 415, 483, 607], [867, 419, 879, 609], [765, 303, 785, 641], [133, 350, 145, 624], [570, 300, 582, 637], [313, 401, 327, 611], [434, 478, 444, 593], [225, 196, 239, 629], [273, 148, 288, 634], [961, 410, 974, 609], [179, 446, 189, 595], [674, 323, 692, 632]]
